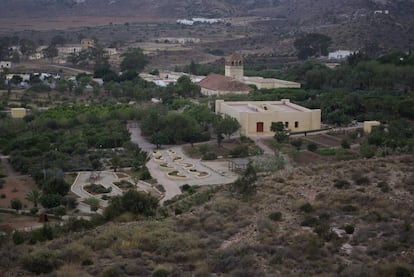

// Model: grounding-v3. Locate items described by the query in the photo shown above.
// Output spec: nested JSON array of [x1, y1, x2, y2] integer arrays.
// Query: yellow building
[[363, 121, 381, 134], [10, 108, 27, 119], [216, 99, 321, 136]]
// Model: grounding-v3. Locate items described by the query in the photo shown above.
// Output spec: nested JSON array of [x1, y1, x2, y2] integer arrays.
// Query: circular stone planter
[[159, 163, 174, 171], [196, 171, 210, 179], [173, 156, 183, 162], [153, 156, 166, 163], [167, 170, 188, 180], [180, 162, 194, 169]]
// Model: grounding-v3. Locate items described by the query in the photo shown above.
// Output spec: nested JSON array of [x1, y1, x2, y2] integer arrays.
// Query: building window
[[285, 122, 289, 128], [295, 121, 299, 128]]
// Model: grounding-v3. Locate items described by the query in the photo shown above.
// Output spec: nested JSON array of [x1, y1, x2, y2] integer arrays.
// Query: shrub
[[229, 145, 249, 158], [10, 198, 22, 210], [341, 139, 350, 149], [334, 179, 351, 189], [152, 267, 171, 277], [345, 224, 355, 234], [12, 231, 25, 245], [354, 175, 370, 186], [301, 215, 320, 227], [84, 183, 112, 194], [202, 152, 217, 160], [268, 211, 282, 221], [307, 142, 318, 152], [84, 197, 100, 211], [40, 194, 63, 208], [377, 181, 391, 192], [29, 224, 54, 244], [342, 205, 359, 213], [300, 202, 314, 213], [22, 249, 57, 274], [290, 139, 303, 150]]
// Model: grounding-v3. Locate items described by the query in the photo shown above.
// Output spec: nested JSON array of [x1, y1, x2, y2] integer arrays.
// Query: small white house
[[328, 50, 354, 60], [0, 61, 12, 69]]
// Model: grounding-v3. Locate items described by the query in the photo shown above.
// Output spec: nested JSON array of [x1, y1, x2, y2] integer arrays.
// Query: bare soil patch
[[0, 176, 38, 209], [302, 134, 341, 148]]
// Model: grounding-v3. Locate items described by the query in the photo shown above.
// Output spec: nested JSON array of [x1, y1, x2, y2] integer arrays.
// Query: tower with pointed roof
[[225, 53, 244, 81]]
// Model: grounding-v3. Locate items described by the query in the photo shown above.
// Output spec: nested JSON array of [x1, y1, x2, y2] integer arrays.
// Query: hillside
[[1, 155, 413, 276], [1, 0, 413, 51]]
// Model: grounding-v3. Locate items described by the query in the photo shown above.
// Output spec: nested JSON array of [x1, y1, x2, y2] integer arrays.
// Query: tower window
[[295, 121, 299, 128]]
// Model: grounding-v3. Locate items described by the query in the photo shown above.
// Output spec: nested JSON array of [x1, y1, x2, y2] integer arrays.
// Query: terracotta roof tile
[[198, 74, 252, 92]]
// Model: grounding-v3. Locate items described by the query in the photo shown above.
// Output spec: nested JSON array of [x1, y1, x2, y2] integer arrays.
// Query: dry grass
[[1, 155, 413, 276]]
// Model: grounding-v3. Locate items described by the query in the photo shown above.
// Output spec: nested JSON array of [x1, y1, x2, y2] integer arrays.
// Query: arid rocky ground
[[1, 155, 413, 276]]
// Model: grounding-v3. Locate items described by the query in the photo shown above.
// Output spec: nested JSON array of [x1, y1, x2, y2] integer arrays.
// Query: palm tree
[[25, 189, 41, 208]]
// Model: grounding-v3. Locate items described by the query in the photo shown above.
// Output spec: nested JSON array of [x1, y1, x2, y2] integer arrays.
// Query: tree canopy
[[294, 33, 332, 60], [120, 48, 148, 72]]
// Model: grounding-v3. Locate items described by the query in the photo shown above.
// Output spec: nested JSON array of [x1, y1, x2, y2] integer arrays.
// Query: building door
[[256, 122, 264, 133]]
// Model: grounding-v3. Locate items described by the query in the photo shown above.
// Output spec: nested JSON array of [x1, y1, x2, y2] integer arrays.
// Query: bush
[[377, 181, 391, 192], [22, 249, 57, 274], [307, 142, 318, 152], [10, 198, 22, 210], [40, 194, 63, 209], [84, 197, 100, 211], [301, 215, 319, 227], [12, 231, 25, 245], [29, 224, 54, 244], [202, 152, 217, 160], [84, 183, 112, 194], [334, 179, 351, 189], [354, 175, 370, 186], [290, 139, 303, 150], [341, 139, 350, 149], [140, 166, 152, 180], [299, 202, 314, 213], [152, 267, 171, 277], [345, 224, 355, 234], [268, 211, 282, 221], [229, 145, 249, 158]]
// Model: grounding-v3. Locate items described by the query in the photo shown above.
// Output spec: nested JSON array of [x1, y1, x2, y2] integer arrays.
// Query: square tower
[[225, 53, 244, 81]]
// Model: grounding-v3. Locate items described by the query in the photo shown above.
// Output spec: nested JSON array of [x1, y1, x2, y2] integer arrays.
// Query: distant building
[[363, 121, 381, 134], [225, 53, 244, 81], [57, 45, 82, 56], [198, 53, 300, 95], [328, 50, 354, 60], [216, 99, 321, 136], [81, 38, 95, 49], [11, 108, 27, 119], [198, 74, 252, 96], [0, 61, 11, 70]]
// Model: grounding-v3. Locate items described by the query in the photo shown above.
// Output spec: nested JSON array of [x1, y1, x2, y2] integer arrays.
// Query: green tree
[[11, 198, 22, 210], [294, 33, 332, 60], [40, 194, 63, 209], [271, 122, 289, 142], [213, 114, 241, 145], [151, 131, 169, 149], [120, 48, 148, 72], [43, 177, 70, 196], [233, 162, 257, 199], [26, 189, 41, 207], [110, 154, 121, 172]]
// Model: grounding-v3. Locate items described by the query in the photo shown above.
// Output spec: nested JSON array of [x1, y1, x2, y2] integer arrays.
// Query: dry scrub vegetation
[[1, 156, 413, 276]]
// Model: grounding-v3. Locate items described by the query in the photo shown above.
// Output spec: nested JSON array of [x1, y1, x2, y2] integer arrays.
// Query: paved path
[[128, 121, 155, 152], [70, 171, 156, 213], [148, 146, 238, 203], [49, 64, 92, 75], [0, 155, 16, 176]]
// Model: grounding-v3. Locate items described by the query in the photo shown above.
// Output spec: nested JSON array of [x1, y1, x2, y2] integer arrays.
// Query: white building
[[0, 61, 12, 70], [328, 50, 354, 60]]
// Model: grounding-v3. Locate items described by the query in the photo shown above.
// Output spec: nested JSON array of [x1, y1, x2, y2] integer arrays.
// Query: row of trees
[[139, 104, 240, 148]]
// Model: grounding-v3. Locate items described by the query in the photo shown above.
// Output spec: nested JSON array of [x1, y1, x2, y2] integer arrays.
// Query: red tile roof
[[198, 74, 252, 92]]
